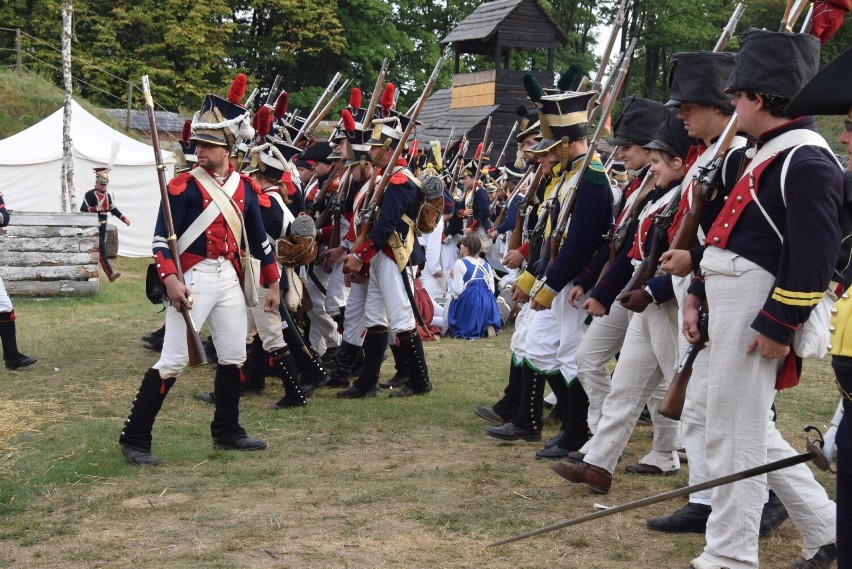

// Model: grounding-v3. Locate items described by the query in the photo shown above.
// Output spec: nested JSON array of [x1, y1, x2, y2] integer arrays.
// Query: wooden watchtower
[[415, 0, 567, 161]]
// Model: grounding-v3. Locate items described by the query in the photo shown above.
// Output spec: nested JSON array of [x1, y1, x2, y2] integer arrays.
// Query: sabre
[[489, 428, 830, 547]]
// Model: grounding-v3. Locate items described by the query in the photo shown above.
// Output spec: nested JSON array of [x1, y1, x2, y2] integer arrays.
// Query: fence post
[[16, 29, 22, 72], [126, 79, 133, 132]]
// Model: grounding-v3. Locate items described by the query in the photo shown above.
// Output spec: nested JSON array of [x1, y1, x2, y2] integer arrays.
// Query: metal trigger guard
[[804, 425, 832, 472]]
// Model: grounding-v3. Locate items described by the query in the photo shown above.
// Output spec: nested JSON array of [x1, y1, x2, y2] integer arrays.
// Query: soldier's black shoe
[[268, 395, 308, 410], [487, 422, 541, 442], [4, 354, 37, 369], [336, 385, 379, 398], [379, 372, 410, 389], [535, 445, 573, 459], [141, 340, 163, 353], [543, 430, 566, 449], [759, 490, 789, 536], [474, 405, 507, 425], [120, 444, 160, 466], [195, 392, 215, 404], [790, 543, 836, 569], [646, 502, 711, 534], [387, 383, 432, 398], [213, 435, 267, 451], [299, 383, 318, 398]]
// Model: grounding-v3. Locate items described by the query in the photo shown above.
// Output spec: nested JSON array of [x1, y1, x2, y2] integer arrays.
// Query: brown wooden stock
[[507, 164, 544, 251], [308, 162, 342, 218], [659, 309, 709, 420], [620, 208, 675, 296], [141, 76, 206, 367], [668, 118, 739, 251]]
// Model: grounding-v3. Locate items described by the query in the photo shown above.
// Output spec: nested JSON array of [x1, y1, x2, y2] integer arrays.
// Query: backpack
[[415, 172, 447, 235]]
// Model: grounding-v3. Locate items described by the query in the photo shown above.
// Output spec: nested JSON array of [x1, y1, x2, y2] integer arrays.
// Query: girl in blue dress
[[447, 234, 502, 339]]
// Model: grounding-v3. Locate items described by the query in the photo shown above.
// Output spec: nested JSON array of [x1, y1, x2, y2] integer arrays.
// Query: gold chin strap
[[559, 136, 571, 172]]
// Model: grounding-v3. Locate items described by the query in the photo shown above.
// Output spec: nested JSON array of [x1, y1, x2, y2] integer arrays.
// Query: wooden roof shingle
[[441, 0, 567, 45]]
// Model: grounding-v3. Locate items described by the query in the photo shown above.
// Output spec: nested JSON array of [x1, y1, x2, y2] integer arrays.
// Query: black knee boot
[[336, 327, 387, 398], [490, 355, 524, 420], [379, 342, 410, 389], [487, 364, 543, 441], [389, 329, 432, 397], [119, 368, 175, 465], [560, 378, 591, 450], [327, 341, 361, 388], [211, 364, 266, 450], [241, 336, 267, 395], [268, 347, 307, 409], [0, 311, 36, 370]]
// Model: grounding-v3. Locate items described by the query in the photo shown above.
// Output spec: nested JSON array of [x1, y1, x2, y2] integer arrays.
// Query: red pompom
[[256, 106, 271, 139], [349, 88, 362, 109], [341, 109, 356, 133], [380, 83, 395, 115], [228, 73, 248, 105], [181, 119, 192, 144], [474, 142, 483, 160], [274, 91, 288, 119]]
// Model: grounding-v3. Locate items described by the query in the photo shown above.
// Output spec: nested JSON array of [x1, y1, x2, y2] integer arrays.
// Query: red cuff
[[353, 238, 377, 264], [518, 242, 530, 258], [260, 263, 280, 287]]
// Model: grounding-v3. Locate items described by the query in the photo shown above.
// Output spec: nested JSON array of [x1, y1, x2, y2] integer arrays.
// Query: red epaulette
[[389, 171, 408, 185], [240, 172, 263, 195], [240, 173, 270, 207], [167, 172, 193, 196]]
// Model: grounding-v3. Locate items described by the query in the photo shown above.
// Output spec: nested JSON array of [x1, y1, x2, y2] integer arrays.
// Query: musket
[[264, 75, 283, 106], [363, 58, 390, 124], [667, 114, 739, 251], [448, 137, 470, 198], [507, 163, 545, 251], [715, 2, 747, 51], [589, 0, 628, 94], [140, 75, 206, 367], [492, 166, 532, 230], [489, 428, 830, 547], [300, 78, 352, 145], [474, 116, 493, 181], [659, 308, 709, 420], [542, 39, 635, 273], [800, 3, 815, 33], [308, 161, 343, 219], [445, 136, 468, 177], [779, 0, 796, 31], [293, 72, 341, 146], [619, 188, 680, 296], [445, 126, 455, 158], [605, 168, 655, 264], [463, 116, 493, 231], [353, 56, 447, 250], [494, 121, 518, 170]]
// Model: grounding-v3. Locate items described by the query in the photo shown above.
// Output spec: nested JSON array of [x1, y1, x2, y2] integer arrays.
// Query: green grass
[[0, 257, 841, 568], [0, 68, 149, 141]]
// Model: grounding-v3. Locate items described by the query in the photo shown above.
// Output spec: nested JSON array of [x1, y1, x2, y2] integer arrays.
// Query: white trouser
[[583, 300, 681, 473], [246, 282, 286, 352], [510, 302, 533, 363], [342, 280, 367, 347], [156, 259, 247, 377], [441, 236, 461, 285], [303, 264, 340, 356], [698, 247, 835, 569], [0, 276, 12, 311], [325, 261, 349, 317], [524, 289, 586, 378], [364, 253, 416, 333], [576, 301, 631, 435]]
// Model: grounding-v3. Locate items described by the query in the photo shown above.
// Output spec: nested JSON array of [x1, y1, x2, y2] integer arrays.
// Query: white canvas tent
[[0, 100, 175, 257]]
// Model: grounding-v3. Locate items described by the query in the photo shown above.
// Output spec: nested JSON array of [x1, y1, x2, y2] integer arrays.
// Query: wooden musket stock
[[659, 309, 709, 420]]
